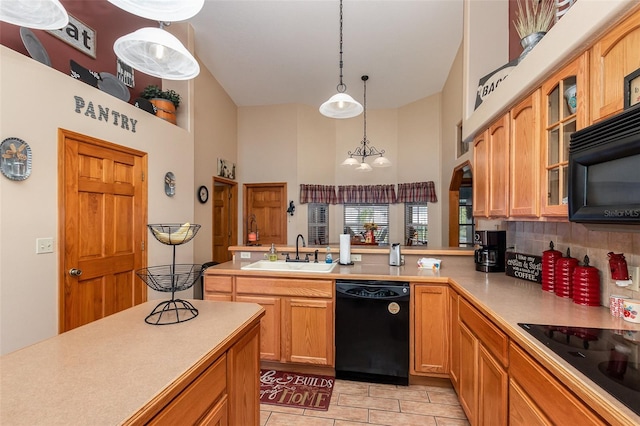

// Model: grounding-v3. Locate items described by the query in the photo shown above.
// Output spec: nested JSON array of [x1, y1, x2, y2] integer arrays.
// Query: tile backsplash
[[506, 221, 640, 306]]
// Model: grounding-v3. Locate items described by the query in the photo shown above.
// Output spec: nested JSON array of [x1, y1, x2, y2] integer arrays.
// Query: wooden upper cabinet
[[509, 90, 540, 217], [488, 114, 510, 218], [472, 130, 489, 218], [540, 52, 588, 218], [472, 113, 509, 219], [590, 7, 640, 123]]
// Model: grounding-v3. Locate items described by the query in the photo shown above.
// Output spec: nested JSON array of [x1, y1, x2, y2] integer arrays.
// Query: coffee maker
[[474, 230, 507, 272]]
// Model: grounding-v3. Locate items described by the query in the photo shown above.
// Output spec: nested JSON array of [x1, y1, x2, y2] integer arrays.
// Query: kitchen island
[[0, 300, 264, 425], [206, 252, 640, 425]]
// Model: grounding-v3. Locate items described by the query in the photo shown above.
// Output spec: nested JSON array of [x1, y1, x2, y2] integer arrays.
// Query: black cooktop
[[519, 323, 640, 416]]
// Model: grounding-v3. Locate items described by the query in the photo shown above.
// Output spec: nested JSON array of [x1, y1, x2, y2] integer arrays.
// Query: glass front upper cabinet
[[541, 52, 588, 217]]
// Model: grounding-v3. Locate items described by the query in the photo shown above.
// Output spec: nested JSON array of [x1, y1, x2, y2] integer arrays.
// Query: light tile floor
[[260, 379, 470, 426]]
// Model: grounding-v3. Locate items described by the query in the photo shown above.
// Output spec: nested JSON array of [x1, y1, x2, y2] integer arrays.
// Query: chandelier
[[319, 0, 363, 119], [341, 76, 391, 172]]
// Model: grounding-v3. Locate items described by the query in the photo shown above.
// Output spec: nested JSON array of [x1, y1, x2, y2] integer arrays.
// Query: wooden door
[[478, 345, 508, 425], [488, 114, 509, 217], [590, 8, 640, 122], [449, 289, 460, 391], [212, 177, 237, 264], [243, 183, 287, 245], [236, 295, 281, 361], [472, 131, 488, 217], [412, 285, 449, 374], [510, 91, 540, 217], [59, 130, 147, 332], [284, 298, 333, 366], [458, 321, 478, 424]]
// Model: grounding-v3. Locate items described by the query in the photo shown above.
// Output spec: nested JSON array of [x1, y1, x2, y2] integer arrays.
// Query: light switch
[[36, 237, 54, 254]]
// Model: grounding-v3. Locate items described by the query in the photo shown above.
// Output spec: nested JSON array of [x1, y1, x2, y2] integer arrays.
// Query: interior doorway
[[448, 161, 474, 247], [212, 177, 237, 264], [59, 129, 148, 332]]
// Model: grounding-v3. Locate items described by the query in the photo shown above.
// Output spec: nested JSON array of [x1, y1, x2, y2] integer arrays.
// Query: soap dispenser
[[325, 246, 333, 264], [268, 243, 278, 261]]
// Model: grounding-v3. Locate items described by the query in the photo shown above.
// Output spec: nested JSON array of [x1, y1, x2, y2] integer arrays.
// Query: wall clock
[[198, 185, 209, 203]]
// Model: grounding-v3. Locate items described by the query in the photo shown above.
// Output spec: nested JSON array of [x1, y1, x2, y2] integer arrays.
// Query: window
[[404, 203, 428, 245], [308, 203, 328, 246], [459, 186, 474, 247], [344, 204, 389, 244]]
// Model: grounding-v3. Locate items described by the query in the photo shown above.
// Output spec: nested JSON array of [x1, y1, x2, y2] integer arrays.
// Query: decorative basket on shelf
[[148, 223, 201, 245], [138, 223, 202, 325]]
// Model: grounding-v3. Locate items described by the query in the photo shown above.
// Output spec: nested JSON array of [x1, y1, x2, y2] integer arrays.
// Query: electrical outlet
[[351, 254, 362, 262], [240, 251, 251, 259], [36, 237, 54, 254], [629, 265, 640, 292]]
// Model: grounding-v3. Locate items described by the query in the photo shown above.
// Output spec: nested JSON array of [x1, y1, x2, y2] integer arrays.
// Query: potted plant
[[513, 0, 555, 61], [140, 85, 181, 124]]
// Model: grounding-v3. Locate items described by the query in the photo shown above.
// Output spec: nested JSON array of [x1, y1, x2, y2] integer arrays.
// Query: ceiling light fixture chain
[[319, 0, 363, 119], [337, 0, 346, 93], [341, 75, 391, 171]]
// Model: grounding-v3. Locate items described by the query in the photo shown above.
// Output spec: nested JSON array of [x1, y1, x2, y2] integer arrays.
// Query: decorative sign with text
[[48, 13, 96, 59], [475, 59, 518, 110], [505, 252, 542, 284]]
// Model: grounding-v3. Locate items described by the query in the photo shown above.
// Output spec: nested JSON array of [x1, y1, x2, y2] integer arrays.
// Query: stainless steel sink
[[240, 260, 337, 273]]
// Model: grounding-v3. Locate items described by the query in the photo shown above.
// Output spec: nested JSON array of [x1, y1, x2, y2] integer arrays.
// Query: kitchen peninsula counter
[[0, 300, 264, 425], [206, 255, 640, 424]]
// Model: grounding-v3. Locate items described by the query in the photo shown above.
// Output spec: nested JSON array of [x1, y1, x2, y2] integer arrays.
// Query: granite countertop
[[206, 256, 640, 424], [229, 244, 475, 256], [0, 300, 264, 425]]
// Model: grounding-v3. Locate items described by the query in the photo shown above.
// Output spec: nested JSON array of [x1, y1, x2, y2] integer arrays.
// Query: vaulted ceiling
[[190, 1, 463, 110]]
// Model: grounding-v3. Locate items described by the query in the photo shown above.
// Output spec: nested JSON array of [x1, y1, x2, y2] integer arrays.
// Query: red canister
[[542, 241, 562, 293], [572, 255, 601, 306], [555, 248, 579, 299], [608, 252, 630, 280]]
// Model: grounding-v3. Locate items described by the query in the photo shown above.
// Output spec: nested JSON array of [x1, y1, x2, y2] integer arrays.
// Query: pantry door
[[59, 129, 148, 332]]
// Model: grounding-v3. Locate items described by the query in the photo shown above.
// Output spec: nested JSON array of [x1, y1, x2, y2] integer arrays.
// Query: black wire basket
[[148, 223, 201, 245], [136, 264, 203, 292]]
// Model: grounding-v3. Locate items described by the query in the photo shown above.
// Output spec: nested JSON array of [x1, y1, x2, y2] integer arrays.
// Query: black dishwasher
[[335, 280, 410, 385]]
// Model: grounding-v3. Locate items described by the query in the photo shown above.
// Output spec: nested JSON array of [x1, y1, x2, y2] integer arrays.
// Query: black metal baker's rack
[[136, 223, 202, 325]]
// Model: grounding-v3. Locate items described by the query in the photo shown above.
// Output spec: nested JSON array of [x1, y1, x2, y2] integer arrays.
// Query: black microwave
[[568, 105, 640, 224]]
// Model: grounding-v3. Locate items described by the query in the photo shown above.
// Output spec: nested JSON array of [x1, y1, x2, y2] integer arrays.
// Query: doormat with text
[[259, 369, 334, 411]]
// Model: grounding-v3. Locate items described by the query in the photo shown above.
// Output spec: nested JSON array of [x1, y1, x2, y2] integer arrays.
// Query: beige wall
[[237, 97, 444, 247], [440, 44, 470, 247], [193, 58, 238, 265], [0, 46, 196, 354]]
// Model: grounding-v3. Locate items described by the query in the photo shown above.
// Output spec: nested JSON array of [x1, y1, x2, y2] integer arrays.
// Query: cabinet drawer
[[509, 343, 606, 425], [236, 277, 332, 298], [459, 298, 508, 367], [149, 354, 227, 425], [205, 276, 233, 293]]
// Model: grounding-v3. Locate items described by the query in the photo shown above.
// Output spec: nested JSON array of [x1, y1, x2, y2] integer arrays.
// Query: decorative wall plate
[[20, 27, 51, 66], [98, 72, 131, 102], [164, 172, 175, 197], [1, 137, 32, 181]]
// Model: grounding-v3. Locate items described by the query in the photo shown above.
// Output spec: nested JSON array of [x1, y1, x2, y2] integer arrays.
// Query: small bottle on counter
[[325, 246, 333, 264], [268, 243, 278, 261]]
